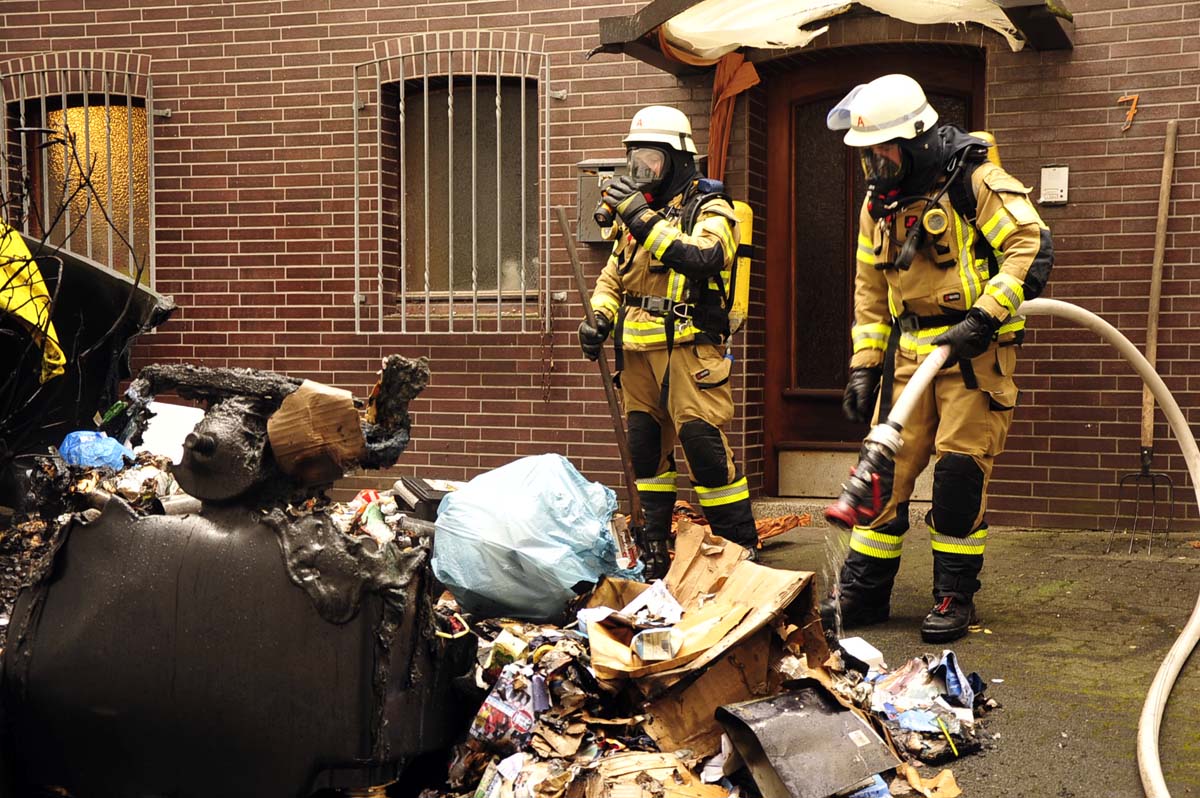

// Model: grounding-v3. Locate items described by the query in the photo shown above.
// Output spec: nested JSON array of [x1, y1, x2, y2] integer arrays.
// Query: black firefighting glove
[[842, 366, 882, 424], [577, 312, 613, 361], [602, 175, 652, 230], [933, 307, 1001, 365]]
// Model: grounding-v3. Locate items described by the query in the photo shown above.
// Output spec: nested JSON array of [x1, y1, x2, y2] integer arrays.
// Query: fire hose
[[824, 297, 1200, 798]]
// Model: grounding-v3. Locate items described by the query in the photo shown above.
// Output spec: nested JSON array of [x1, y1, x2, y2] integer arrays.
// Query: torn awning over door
[[663, 0, 1023, 61]]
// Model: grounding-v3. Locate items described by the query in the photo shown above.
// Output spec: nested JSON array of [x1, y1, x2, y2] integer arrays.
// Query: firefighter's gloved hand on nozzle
[[842, 366, 882, 424], [602, 175, 649, 225], [933, 307, 1001, 365], [578, 312, 612, 361]]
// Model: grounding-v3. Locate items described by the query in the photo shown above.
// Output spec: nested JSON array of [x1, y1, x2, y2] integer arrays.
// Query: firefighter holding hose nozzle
[[823, 75, 1054, 643]]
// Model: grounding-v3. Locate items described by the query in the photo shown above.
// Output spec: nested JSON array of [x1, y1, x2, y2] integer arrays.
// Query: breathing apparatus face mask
[[860, 144, 908, 192], [626, 146, 671, 197], [860, 142, 909, 220]]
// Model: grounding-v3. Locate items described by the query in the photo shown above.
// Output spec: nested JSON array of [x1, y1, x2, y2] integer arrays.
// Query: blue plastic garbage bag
[[432, 453, 642, 621], [58, 430, 135, 470]]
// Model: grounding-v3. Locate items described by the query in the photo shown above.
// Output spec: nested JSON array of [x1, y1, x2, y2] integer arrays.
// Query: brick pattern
[[3, 1, 1197, 529]]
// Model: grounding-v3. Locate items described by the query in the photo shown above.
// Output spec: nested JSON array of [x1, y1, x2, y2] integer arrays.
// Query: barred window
[[354, 31, 549, 333], [1, 52, 155, 285]]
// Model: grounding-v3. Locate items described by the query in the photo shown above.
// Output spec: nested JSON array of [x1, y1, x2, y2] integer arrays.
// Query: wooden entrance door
[[763, 49, 985, 495]]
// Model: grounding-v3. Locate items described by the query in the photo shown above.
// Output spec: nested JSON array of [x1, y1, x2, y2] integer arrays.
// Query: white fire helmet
[[623, 105, 697, 154], [827, 74, 939, 147]]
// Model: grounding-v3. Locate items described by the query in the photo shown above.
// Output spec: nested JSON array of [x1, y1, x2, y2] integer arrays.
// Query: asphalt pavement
[[753, 502, 1200, 798]]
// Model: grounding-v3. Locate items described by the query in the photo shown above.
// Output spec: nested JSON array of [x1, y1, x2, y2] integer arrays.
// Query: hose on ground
[[1021, 298, 1200, 798]]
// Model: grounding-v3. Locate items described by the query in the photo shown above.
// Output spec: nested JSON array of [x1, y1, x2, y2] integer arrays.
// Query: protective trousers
[[840, 344, 1017, 601], [620, 341, 756, 548]]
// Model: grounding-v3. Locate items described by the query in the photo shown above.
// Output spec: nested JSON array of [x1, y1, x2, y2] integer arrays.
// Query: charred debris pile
[[0, 357, 997, 798]]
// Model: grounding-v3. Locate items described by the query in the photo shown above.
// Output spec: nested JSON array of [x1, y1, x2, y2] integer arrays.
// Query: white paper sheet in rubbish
[[839, 636, 887, 672], [496, 751, 526, 781], [619, 578, 684, 626]]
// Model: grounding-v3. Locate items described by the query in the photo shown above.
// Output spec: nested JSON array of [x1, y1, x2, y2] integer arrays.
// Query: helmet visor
[[859, 144, 907, 185], [826, 83, 865, 131], [627, 146, 668, 188]]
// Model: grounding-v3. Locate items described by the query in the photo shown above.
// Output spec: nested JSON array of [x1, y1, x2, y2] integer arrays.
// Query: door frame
[[763, 47, 986, 495]]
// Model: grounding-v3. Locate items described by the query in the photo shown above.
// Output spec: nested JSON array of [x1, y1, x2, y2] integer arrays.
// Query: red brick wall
[[985, 1, 1200, 528], [3, 0, 1197, 530]]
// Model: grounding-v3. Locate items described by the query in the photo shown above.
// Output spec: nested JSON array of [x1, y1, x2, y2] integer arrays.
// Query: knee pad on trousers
[[932, 453, 984, 537], [627, 411, 663, 479], [875, 502, 911, 537], [678, 419, 729, 487]]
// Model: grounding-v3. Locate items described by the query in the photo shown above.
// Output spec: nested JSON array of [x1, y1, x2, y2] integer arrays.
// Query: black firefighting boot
[[819, 509, 908, 637], [638, 489, 675, 581], [922, 568, 982, 643], [701, 489, 759, 559], [641, 534, 671, 581], [920, 595, 977, 643], [819, 549, 899, 635]]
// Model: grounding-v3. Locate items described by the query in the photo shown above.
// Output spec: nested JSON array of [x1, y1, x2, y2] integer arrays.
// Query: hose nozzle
[[824, 421, 904, 529]]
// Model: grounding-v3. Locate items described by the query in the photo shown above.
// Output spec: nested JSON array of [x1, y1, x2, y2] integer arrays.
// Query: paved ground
[[753, 502, 1200, 798]]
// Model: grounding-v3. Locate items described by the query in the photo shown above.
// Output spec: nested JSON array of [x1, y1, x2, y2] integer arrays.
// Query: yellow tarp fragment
[[1, 221, 65, 383]]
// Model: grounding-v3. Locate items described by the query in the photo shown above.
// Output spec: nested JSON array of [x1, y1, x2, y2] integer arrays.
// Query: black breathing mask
[[626, 146, 671, 197]]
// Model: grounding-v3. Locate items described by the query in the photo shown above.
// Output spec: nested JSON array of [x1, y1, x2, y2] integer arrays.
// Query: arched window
[[354, 31, 548, 333], [1, 51, 156, 285]]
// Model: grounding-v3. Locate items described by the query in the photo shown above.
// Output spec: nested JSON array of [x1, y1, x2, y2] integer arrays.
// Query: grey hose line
[[1021, 297, 1200, 798]]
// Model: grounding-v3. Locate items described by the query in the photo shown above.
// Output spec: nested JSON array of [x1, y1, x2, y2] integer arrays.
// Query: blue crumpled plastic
[[58, 430, 136, 470], [432, 453, 642, 621], [930, 649, 976, 708]]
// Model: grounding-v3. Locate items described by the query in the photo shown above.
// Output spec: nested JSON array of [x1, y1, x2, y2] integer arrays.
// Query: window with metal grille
[[354, 31, 549, 333], [0, 52, 155, 286]]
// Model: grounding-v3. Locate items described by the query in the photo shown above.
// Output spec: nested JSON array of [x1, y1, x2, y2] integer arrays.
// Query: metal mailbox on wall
[[576, 158, 627, 244]]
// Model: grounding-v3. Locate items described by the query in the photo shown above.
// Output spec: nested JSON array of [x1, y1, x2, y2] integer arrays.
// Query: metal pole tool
[[554, 207, 651, 575]]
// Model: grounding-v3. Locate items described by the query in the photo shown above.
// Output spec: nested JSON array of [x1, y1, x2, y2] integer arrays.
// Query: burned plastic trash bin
[[1, 359, 477, 798]]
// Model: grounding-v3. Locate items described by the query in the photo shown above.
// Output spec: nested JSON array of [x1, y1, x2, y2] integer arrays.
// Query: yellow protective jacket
[[850, 161, 1053, 368], [590, 186, 739, 352]]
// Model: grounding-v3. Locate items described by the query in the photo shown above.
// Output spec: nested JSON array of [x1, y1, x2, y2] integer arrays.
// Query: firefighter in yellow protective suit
[[821, 75, 1054, 642], [578, 105, 756, 581]]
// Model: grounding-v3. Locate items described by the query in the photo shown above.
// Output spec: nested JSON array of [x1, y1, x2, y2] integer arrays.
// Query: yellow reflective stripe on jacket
[[707, 267, 732, 294], [695, 477, 749, 508], [591, 293, 619, 320], [983, 272, 1025, 316], [856, 232, 875, 264], [697, 214, 737, 261], [898, 323, 954, 357], [852, 322, 891, 353], [646, 220, 680, 260], [637, 471, 678, 493], [998, 315, 1024, 336], [930, 525, 988, 556], [667, 271, 688, 303], [951, 210, 985, 307], [622, 316, 701, 345], [849, 525, 904, 559], [980, 207, 1017, 248], [887, 286, 901, 319]]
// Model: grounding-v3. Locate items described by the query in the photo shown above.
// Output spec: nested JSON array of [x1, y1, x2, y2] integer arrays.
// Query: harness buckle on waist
[[627, 295, 694, 320]]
